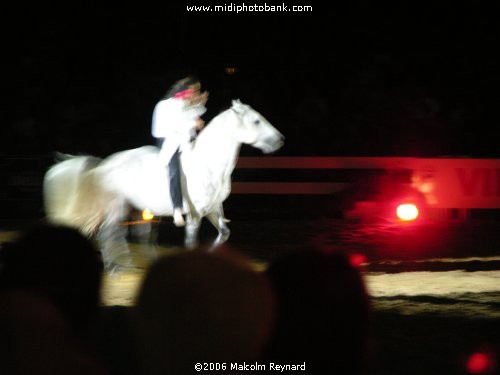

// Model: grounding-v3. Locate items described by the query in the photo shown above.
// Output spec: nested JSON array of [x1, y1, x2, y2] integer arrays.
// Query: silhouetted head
[[0, 290, 107, 374], [0, 223, 103, 336], [135, 251, 274, 375], [264, 250, 371, 374]]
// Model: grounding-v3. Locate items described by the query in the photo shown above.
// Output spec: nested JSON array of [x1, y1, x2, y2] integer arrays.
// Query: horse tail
[[54, 151, 75, 162], [43, 156, 111, 237], [70, 170, 106, 236], [53, 151, 102, 167]]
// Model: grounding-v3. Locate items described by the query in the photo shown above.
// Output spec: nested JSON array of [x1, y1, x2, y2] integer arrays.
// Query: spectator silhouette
[[88, 304, 141, 375], [263, 250, 371, 374], [0, 290, 108, 375], [0, 223, 103, 338], [134, 248, 274, 375]]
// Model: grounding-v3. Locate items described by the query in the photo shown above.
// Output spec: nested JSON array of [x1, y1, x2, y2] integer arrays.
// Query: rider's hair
[[164, 76, 200, 99]]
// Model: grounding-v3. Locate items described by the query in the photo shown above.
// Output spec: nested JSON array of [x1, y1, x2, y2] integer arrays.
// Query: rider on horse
[[151, 76, 208, 226]]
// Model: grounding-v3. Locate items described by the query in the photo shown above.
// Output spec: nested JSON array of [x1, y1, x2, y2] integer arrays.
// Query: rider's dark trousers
[[156, 138, 183, 210], [168, 148, 183, 210]]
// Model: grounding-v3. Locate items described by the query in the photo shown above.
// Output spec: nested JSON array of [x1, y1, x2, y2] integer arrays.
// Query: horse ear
[[231, 99, 245, 113]]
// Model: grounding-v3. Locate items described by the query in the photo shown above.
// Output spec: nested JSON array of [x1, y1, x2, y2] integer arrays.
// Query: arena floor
[[95, 217, 500, 319]]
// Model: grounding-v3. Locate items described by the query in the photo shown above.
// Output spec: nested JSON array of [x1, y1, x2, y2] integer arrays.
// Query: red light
[[349, 253, 367, 268], [467, 352, 493, 374], [396, 203, 419, 221]]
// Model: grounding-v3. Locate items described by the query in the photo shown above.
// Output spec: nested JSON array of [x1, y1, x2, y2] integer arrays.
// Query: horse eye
[[253, 119, 261, 125]]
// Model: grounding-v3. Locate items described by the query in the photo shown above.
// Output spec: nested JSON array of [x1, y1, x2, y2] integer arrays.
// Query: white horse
[[43, 100, 284, 269]]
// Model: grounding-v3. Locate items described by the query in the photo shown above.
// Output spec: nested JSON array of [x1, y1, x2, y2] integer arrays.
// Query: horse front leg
[[206, 209, 231, 252], [185, 213, 201, 250]]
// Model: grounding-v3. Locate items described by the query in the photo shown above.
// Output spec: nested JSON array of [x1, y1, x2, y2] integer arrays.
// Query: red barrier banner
[[235, 157, 500, 208]]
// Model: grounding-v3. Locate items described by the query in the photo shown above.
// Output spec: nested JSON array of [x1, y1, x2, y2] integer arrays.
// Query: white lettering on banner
[[456, 168, 500, 197]]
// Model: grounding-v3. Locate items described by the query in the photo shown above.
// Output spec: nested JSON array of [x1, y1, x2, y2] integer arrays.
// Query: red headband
[[174, 88, 194, 99]]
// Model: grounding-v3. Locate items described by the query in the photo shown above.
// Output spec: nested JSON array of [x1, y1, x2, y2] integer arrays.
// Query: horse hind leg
[[97, 221, 131, 272], [206, 209, 231, 252], [97, 200, 134, 273]]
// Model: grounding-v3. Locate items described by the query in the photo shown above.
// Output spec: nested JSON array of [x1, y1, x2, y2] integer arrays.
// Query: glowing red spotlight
[[349, 253, 367, 268], [396, 203, 419, 221], [467, 352, 493, 374]]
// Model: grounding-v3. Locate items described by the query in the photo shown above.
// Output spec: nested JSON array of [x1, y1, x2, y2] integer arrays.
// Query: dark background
[[1, 1, 497, 158]]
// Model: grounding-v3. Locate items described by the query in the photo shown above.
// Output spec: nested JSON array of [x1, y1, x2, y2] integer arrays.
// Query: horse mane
[[192, 108, 236, 154]]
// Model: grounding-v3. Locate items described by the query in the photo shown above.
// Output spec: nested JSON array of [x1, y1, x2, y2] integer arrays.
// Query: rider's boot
[[173, 208, 186, 227]]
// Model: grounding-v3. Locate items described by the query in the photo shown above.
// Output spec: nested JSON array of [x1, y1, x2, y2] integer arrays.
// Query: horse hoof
[[185, 241, 199, 250], [105, 264, 123, 277]]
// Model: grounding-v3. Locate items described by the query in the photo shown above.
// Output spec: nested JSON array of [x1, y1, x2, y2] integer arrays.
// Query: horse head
[[231, 99, 284, 153]]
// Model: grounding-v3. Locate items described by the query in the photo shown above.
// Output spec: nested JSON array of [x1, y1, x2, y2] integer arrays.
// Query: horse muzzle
[[261, 134, 285, 154]]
